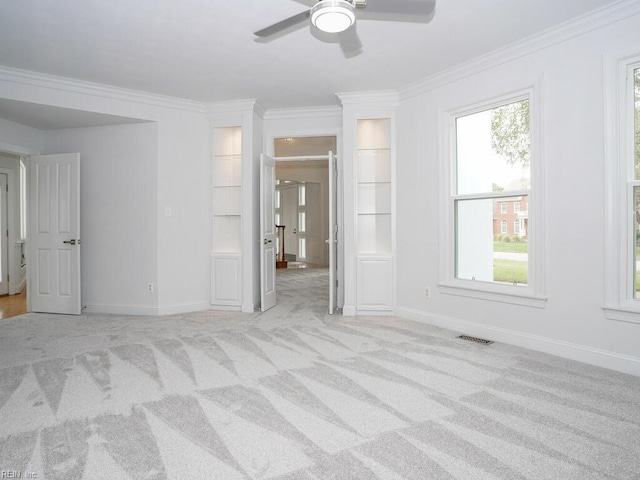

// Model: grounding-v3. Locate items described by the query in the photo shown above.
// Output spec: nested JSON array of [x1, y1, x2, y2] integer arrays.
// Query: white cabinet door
[[29, 153, 81, 314], [260, 154, 277, 311]]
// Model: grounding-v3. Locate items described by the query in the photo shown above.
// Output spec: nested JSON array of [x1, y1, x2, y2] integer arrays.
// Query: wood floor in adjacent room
[[0, 288, 26, 319]]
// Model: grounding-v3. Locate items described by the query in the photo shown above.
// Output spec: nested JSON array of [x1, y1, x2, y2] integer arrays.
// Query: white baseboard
[[158, 302, 211, 316], [83, 304, 160, 316], [396, 307, 640, 377], [84, 302, 236, 316], [343, 305, 356, 316], [210, 305, 242, 312]]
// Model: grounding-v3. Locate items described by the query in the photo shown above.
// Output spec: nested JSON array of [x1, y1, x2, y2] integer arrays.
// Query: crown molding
[[400, 0, 640, 100], [336, 90, 400, 107], [263, 105, 342, 121], [205, 99, 259, 115], [0, 65, 206, 113]]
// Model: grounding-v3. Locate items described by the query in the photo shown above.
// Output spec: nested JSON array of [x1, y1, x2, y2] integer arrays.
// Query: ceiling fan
[[254, 0, 436, 56]]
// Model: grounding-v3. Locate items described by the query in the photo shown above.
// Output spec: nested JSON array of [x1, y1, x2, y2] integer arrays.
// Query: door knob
[[63, 239, 80, 245], [264, 239, 273, 244]]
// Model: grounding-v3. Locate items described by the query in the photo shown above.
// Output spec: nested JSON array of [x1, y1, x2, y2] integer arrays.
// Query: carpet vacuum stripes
[[0, 267, 639, 479]]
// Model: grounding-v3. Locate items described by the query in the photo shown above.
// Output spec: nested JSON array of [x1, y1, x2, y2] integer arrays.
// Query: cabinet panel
[[357, 257, 392, 310], [211, 255, 241, 305]]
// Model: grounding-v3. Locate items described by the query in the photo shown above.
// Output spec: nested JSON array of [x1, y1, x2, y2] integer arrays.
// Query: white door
[[29, 153, 81, 314], [328, 151, 338, 314], [260, 154, 277, 311], [0, 174, 8, 296]]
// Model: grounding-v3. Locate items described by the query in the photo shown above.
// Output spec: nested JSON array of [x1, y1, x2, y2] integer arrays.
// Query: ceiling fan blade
[[338, 27, 363, 58], [360, 0, 436, 22], [254, 10, 311, 38], [290, 0, 316, 6]]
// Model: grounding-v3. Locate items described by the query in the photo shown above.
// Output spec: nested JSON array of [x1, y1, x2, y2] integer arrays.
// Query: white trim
[[83, 304, 161, 316], [336, 90, 400, 108], [264, 106, 342, 121], [438, 83, 546, 306], [343, 304, 356, 316], [83, 301, 212, 316], [0, 142, 41, 156], [603, 50, 640, 322], [0, 65, 205, 113], [157, 302, 211, 316], [396, 307, 640, 377], [205, 99, 265, 117], [400, 0, 640, 100], [439, 283, 547, 308]]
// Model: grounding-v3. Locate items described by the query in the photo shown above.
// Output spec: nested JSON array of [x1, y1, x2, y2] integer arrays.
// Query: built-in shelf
[[356, 118, 391, 256], [211, 126, 243, 306], [212, 127, 242, 255]]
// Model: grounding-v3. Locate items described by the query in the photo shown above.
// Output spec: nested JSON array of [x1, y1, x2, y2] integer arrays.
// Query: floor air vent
[[457, 335, 494, 345]]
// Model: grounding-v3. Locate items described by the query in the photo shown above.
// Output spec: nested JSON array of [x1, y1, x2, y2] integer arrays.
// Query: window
[[298, 237, 306, 259], [604, 55, 640, 322], [298, 211, 306, 233], [633, 67, 640, 299], [298, 185, 305, 206], [440, 88, 545, 307], [514, 202, 520, 213]]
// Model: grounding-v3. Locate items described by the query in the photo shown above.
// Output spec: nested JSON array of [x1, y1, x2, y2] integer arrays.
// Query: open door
[[328, 151, 338, 314], [29, 153, 81, 314], [260, 154, 277, 311]]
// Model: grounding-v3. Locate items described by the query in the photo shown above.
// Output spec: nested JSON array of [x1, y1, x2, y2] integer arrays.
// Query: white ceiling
[[0, 0, 623, 111]]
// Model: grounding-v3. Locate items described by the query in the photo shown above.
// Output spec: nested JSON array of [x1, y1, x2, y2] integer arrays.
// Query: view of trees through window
[[454, 98, 531, 286], [632, 68, 640, 297]]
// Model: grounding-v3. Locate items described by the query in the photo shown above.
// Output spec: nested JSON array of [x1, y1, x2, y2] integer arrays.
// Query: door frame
[[0, 154, 29, 299], [266, 130, 344, 309]]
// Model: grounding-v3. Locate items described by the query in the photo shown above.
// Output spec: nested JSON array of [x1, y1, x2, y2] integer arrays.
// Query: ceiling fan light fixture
[[310, 0, 356, 34]]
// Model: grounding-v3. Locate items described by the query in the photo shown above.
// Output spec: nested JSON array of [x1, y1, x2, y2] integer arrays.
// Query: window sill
[[603, 306, 640, 325], [438, 282, 547, 308]]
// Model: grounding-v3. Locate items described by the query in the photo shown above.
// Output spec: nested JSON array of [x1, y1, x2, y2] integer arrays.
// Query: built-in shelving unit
[[354, 116, 395, 313], [356, 119, 392, 255], [211, 126, 242, 306]]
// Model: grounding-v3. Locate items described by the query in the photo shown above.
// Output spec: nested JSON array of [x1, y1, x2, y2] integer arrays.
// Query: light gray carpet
[[1, 267, 639, 479]]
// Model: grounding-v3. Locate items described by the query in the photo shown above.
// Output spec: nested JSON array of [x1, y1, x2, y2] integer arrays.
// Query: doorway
[[0, 151, 27, 320]]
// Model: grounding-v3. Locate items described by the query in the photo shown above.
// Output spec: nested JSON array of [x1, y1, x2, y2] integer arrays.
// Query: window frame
[[438, 86, 546, 308], [604, 52, 640, 323]]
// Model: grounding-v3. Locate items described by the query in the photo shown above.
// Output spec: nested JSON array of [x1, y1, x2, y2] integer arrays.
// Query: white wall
[[0, 71, 212, 315], [43, 123, 159, 312], [0, 117, 43, 154], [396, 12, 640, 374]]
